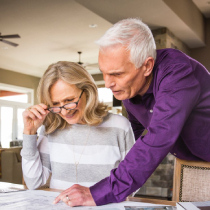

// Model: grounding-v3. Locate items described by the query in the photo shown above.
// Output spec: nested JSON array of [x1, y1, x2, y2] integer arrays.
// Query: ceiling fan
[[77, 51, 90, 68], [76, 51, 100, 74], [0, 33, 21, 47], [77, 51, 84, 65]]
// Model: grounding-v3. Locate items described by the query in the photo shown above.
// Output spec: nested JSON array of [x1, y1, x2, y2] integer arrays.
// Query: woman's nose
[[61, 108, 75, 116], [60, 108, 69, 116]]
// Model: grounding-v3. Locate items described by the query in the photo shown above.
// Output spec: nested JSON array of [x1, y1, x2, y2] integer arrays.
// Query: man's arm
[[90, 63, 200, 205]]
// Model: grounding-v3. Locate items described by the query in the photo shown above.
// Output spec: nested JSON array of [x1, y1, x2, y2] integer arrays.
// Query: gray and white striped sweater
[[21, 113, 135, 190]]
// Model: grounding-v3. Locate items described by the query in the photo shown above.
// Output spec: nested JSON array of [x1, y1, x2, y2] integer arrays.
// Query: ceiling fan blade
[[0, 34, 20, 39], [0, 39, 19, 47]]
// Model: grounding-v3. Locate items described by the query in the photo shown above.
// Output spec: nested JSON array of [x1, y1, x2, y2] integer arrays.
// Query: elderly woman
[[21, 61, 135, 205]]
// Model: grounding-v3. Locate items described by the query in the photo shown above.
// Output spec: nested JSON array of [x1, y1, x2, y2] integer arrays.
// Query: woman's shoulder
[[39, 125, 47, 136], [105, 112, 128, 120], [99, 113, 131, 131]]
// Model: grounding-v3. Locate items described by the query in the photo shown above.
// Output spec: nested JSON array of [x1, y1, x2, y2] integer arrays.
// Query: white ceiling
[[0, 0, 112, 77], [0, 0, 210, 78]]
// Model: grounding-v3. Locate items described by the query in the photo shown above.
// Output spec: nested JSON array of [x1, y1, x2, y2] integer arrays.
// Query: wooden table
[[0, 182, 176, 206]]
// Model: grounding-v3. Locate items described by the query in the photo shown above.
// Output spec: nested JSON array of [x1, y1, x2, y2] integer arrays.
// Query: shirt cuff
[[90, 177, 118, 206], [21, 134, 38, 158]]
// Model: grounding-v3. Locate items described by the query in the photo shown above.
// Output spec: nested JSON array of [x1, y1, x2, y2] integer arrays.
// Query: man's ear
[[143, 57, 154, 77]]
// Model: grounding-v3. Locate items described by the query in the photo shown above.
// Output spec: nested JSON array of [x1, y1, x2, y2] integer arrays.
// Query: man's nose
[[104, 75, 115, 89]]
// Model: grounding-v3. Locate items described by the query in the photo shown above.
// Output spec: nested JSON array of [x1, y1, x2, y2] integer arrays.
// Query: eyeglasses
[[48, 90, 84, 113]]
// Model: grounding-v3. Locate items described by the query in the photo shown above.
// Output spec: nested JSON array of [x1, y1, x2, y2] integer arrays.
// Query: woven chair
[[172, 158, 210, 202]]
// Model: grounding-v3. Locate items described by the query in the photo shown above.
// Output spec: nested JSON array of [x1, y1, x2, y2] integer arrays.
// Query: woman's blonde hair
[[37, 61, 108, 134]]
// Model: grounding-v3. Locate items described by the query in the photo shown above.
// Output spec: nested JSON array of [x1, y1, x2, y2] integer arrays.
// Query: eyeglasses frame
[[47, 89, 84, 113]]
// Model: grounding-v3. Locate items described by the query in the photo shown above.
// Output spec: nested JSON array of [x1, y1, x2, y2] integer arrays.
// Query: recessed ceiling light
[[89, 24, 98, 28]]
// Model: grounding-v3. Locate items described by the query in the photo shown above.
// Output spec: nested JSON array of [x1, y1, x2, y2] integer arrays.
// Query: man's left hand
[[53, 184, 96, 207]]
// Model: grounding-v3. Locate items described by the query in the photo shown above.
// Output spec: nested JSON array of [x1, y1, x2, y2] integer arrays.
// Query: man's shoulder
[[156, 48, 190, 67], [154, 48, 194, 82], [157, 48, 185, 56]]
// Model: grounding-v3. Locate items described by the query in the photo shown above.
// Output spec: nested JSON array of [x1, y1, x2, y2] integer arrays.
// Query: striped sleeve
[[21, 126, 51, 189]]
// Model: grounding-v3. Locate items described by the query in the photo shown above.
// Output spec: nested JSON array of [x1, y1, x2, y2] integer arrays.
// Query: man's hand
[[53, 184, 96, 207]]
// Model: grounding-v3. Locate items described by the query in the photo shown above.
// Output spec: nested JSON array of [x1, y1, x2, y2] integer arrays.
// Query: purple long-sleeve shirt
[[90, 49, 210, 205]]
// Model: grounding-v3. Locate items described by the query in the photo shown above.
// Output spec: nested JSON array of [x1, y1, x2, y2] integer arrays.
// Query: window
[[0, 83, 34, 148], [0, 91, 28, 103], [97, 87, 122, 115], [1, 107, 13, 148], [98, 87, 113, 106]]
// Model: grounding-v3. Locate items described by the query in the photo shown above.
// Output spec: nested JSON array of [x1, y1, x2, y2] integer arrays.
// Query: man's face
[[98, 46, 147, 100]]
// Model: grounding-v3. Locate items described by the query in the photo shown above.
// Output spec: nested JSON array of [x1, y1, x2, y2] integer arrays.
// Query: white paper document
[[0, 189, 171, 210], [177, 202, 199, 210], [177, 201, 210, 210]]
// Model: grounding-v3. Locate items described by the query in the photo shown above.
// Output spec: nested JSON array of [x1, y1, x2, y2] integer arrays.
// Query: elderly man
[[54, 18, 210, 206]]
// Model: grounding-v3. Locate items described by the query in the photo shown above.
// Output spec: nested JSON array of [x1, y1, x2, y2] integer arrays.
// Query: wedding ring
[[66, 194, 70, 201]]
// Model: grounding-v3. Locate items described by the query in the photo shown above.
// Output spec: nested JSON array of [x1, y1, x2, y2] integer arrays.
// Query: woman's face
[[50, 79, 86, 124]]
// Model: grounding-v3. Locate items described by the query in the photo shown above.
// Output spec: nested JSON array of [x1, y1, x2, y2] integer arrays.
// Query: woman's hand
[[23, 103, 49, 135]]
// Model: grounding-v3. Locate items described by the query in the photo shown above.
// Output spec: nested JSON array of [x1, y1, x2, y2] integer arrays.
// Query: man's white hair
[[96, 18, 156, 68]]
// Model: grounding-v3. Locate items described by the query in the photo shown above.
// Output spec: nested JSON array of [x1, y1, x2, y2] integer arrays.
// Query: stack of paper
[[177, 201, 210, 210]]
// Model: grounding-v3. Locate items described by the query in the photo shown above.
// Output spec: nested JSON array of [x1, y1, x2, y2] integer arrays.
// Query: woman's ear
[[143, 57, 154, 77]]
